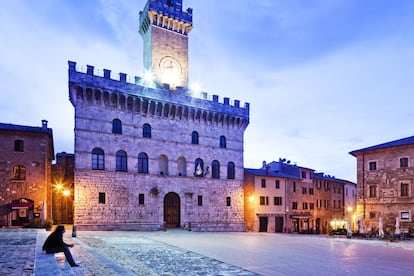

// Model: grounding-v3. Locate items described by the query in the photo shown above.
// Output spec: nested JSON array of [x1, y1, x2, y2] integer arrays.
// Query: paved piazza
[[1, 228, 414, 275]]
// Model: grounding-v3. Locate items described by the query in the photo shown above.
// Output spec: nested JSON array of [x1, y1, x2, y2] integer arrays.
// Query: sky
[[1, 0, 414, 183]]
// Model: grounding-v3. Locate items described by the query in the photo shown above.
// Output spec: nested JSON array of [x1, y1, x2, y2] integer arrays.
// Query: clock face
[[159, 56, 182, 87]]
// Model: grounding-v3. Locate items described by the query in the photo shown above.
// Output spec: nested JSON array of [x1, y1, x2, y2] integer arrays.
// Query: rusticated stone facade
[[350, 136, 414, 236], [69, 63, 249, 231]]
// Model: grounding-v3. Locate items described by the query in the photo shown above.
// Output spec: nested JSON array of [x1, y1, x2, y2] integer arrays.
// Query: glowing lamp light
[[55, 183, 63, 190], [142, 70, 155, 88], [189, 82, 201, 96], [248, 195, 255, 202], [63, 189, 71, 197]]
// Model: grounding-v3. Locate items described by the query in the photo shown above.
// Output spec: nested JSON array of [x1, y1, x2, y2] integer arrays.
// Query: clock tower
[[139, 0, 193, 89]]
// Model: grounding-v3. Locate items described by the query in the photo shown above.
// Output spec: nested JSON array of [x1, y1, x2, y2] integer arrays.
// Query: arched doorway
[[164, 192, 180, 228]]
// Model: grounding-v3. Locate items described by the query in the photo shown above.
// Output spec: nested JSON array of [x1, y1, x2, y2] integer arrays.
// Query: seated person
[[42, 225, 79, 267]]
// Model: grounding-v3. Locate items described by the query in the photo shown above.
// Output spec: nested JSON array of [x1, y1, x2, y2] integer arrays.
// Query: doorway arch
[[164, 192, 180, 228]]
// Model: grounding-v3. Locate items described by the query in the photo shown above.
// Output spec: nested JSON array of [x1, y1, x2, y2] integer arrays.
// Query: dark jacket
[[42, 225, 69, 252]]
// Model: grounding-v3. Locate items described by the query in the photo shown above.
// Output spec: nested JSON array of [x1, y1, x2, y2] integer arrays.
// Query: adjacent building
[[350, 135, 414, 235], [244, 159, 356, 234], [0, 120, 54, 227], [69, 0, 250, 231]]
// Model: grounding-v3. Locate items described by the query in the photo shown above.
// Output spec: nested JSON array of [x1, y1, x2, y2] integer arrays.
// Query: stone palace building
[[69, 0, 250, 231]]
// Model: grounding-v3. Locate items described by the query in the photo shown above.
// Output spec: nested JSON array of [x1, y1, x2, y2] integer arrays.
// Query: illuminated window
[[13, 165, 26, 180], [401, 211, 410, 220]]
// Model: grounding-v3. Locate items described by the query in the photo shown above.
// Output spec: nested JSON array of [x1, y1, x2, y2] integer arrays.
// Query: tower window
[[92, 148, 105, 170], [227, 162, 235, 179], [116, 150, 128, 172], [112, 119, 122, 134], [143, 123, 152, 138], [226, 197, 231, 206], [138, 152, 149, 173], [14, 140, 24, 152], [99, 192, 106, 204], [191, 131, 199, 144], [198, 195, 203, 206], [139, 193, 145, 205], [212, 160, 220, 178], [219, 135, 226, 148], [194, 158, 204, 177]]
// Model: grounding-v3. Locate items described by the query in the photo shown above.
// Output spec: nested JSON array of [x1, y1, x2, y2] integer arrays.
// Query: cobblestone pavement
[[0, 229, 36, 276]]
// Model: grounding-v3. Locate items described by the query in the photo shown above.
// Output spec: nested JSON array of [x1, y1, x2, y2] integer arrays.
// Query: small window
[[219, 135, 226, 148], [401, 183, 409, 197], [227, 162, 235, 179], [143, 123, 151, 138], [302, 187, 307, 194], [275, 180, 280, 189], [301, 171, 306, 179], [369, 161, 377, 171], [303, 202, 308, 210], [369, 212, 376, 219], [116, 150, 127, 172], [401, 211, 410, 220], [14, 140, 24, 152], [92, 148, 105, 170], [293, 182, 296, 193], [99, 192, 106, 204], [261, 179, 266, 188], [274, 196, 282, 206], [191, 131, 199, 144], [309, 188, 314, 195], [138, 152, 149, 173], [226, 196, 231, 206], [310, 203, 314, 210], [138, 193, 145, 205], [292, 202, 298, 210], [400, 158, 409, 168], [211, 160, 220, 178], [112, 119, 122, 134], [259, 196, 269, 205], [194, 158, 204, 177], [198, 195, 203, 206], [13, 165, 26, 180]]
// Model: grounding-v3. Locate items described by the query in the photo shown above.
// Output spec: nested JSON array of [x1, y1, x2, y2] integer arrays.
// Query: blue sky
[[1, 0, 414, 182]]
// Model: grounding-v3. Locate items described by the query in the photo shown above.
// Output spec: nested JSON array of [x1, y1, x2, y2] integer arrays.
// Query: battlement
[[140, 0, 193, 35], [68, 61, 250, 111]]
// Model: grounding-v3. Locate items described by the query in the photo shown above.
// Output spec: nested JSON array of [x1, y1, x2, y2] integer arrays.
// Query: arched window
[[219, 135, 226, 148], [191, 131, 199, 144], [112, 119, 122, 134], [212, 160, 220, 179], [138, 152, 149, 173], [159, 154, 168, 175], [227, 162, 235, 179], [116, 150, 127, 172], [143, 123, 152, 138], [14, 140, 24, 152], [177, 156, 186, 176], [92, 148, 105, 170], [194, 158, 204, 177], [13, 165, 26, 180]]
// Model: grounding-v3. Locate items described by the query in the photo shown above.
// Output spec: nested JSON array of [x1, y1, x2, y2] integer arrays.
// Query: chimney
[[41, 120, 48, 130]]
